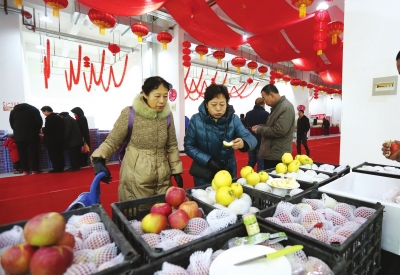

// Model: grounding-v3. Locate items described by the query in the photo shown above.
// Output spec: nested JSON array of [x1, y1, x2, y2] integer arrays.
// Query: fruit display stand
[[258, 189, 383, 274], [111, 193, 239, 264], [352, 161, 400, 179], [129, 219, 346, 274], [0, 204, 139, 275], [298, 161, 351, 178], [318, 172, 400, 255]]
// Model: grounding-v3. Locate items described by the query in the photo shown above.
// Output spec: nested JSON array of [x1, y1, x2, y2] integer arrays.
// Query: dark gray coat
[[62, 114, 83, 148]]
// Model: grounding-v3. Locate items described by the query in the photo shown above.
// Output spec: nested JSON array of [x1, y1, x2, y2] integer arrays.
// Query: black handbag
[[189, 161, 214, 181]]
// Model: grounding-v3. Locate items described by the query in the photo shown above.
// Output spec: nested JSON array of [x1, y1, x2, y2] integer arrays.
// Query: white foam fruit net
[[154, 239, 176, 251], [327, 234, 347, 244], [82, 231, 111, 250], [264, 242, 284, 251], [354, 216, 367, 224], [161, 229, 186, 241], [297, 203, 313, 211], [240, 193, 252, 205], [154, 262, 188, 275], [309, 228, 330, 243], [289, 188, 304, 197], [324, 208, 348, 226], [191, 189, 208, 199], [265, 217, 284, 226], [129, 220, 144, 235], [73, 249, 95, 264], [336, 227, 356, 238], [354, 207, 376, 219], [199, 226, 214, 237], [92, 243, 117, 266], [321, 193, 338, 209], [302, 198, 325, 210], [333, 203, 355, 220], [282, 223, 308, 234], [186, 248, 213, 275], [206, 209, 237, 231], [184, 218, 210, 235], [66, 226, 82, 239], [68, 212, 101, 227], [97, 253, 124, 272], [0, 225, 24, 252], [173, 234, 200, 246], [304, 256, 334, 275], [80, 223, 106, 240], [301, 211, 324, 232], [74, 237, 83, 252], [64, 262, 97, 275], [227, 199, 251, 215], [142, 233, 162, 249]]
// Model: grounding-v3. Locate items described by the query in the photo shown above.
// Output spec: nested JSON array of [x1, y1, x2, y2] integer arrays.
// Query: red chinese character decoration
[[231, 56, 246, 73], [247, 61, 258, 74], [157, 31, 173, 50], [297, 105, 306, 111], [213, 50, 225, 65], [327, 21, 344, 45], [258, 66, 268, 79], [169, 88, 177, 102], [195, 45, 208, 60], [291, 0, 314, 18], [108, 43, 120, 56], [43, 0, 68, 18], [131, 22, 149, 43], [88, 9, 116, 35]]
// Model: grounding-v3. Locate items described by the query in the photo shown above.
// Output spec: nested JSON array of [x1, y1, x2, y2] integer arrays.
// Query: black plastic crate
[[130, 219, 345, 274], [352, 162, 400, 179], [298, 161, 350, 178], [258, 189, 384, 275], [0, 204, 138, 275], [111, 193, 239, 264]]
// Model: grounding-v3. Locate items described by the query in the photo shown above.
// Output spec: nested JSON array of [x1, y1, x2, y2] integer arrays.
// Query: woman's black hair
[[141, 76, 172, 96], [204, 84, 230, 104]]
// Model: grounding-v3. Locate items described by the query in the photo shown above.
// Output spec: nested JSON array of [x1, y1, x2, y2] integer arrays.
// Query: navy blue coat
[[184, 102, 257, 179], [245, 105, 269, 150]]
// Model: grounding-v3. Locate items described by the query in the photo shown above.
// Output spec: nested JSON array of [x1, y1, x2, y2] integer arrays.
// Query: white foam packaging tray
[[319, 172, 400, 255]]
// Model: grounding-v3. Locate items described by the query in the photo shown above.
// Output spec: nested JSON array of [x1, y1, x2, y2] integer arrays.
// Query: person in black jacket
[[9, 103, 43, 175], [59, 112, 83, 171], [71, 107, 91, 167], [296, 110, 311, 156], [245, 98, 269, 171], [322, 117, 330, 136], [41, 106, 64, 173]]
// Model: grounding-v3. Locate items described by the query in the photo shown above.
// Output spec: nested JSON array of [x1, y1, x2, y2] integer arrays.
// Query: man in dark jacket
[[245, 98, 269, 171], [41, 106, 64, 173], [60, 112, 83, 171], [71, 107, 90, 167], [322, 117, 330, 136], [296, 110, 311, 156], [9, 103, 43, 175]]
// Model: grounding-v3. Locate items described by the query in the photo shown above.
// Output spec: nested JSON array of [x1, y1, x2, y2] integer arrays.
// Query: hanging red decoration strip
[[247, 61, 258, 74], [43, 0, 68, 18], [88, 9, 116, 35], [213, 50, 225, 65], [131, 22, 149, 43], [157, 31, 173, 50]]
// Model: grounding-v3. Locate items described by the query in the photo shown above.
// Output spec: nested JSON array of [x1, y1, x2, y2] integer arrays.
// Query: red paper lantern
[[275, 71, 283, 82], [108, 43, 120, 56], [258, 66, 268, 79], [83, 56, 90, 70], [327, 21, 344, 45], [157, 31, 173, 50], [182, 55, 191, 62], [306, 82, 315, 91], [314, 10, 329, 21], [182, 48, 191, 55], [313, 40, 327, 56], [282, 75, 292, 84], [231, 56, 246, 73], [247, 78, 254, 84], [182, 61, 191, 68], [291, 0, 314, 18], [182, 41, 191, 48], [247, 61, 258, 74], [269, 79, 275, 85], [300, 80, 308, 90], [313, 31, 327, 41], [290, 78, 302, 89], [314, 21, 328, 31], [88, 9, 116, 35], [131, 22, 149, 43], [83, 56, 90, 62], [195, 45, 208, 60], [43, 0, 68, 18], [213, 50, 225, 65]]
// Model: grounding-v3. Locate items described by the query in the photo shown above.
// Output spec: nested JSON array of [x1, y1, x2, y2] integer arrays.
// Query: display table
[[310, 126, 340, 136]]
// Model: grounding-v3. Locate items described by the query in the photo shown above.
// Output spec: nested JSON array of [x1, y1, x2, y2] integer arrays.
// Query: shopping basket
[[65, 171, 106, 211]]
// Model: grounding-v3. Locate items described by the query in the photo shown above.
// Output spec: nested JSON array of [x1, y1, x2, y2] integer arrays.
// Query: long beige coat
[[91, 94, 183, 201]]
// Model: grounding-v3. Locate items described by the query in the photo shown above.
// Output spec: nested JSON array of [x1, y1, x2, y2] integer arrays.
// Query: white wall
[[341, 0, 400, 167]]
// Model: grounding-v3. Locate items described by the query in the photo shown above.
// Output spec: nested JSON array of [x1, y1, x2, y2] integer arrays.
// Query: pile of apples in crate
[[0, 212, 123, 275], [130, 187, 237, 251], [266, 194, 377, 244], [191, 170, 262, 215]]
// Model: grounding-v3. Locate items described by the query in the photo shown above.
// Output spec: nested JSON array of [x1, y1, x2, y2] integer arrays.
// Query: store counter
[[310, 126, 340, 136]]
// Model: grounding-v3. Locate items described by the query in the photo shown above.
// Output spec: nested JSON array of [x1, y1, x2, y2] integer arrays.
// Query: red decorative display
[[258, 66, 268, 79], [327, 21, 344, 45], [290, 0, 314, 18], [282, 75, 292, 84], [131, 22, 149, 43], [313, 9, 329, 56], [77, 0, 167, 16], [306, 82, 315, 91], [43, 39, 51, 89], [157, 31, 173, 50], [169, 88, 177, 102], [182, 41, 191, 48], [195, 45, 208, 60], [275, 71, 283, 82], [290, 78, 301, 88], [43, 0, 68, 18], [108, 43, 120, 56], [247, 61, 258, 74], [231, 56, 246, 73], [297, 105, 306, 111], [213, 50, 225, 65], [182, 41, 191, 69], [246, 78, 253, 84], [83, 56, 90, 70], [300, 80, 308, 90], [88, 9, 116, 35]]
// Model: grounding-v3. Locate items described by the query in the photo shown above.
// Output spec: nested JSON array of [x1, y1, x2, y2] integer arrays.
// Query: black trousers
[[264, 159, 282, 170], [67, 145, 82, 170], [46, 143, 64, 171], [16, 140, 40, 172], [324, 127, 329, 136], [80, 153, 89, 167], [297, 133, 310, 156]]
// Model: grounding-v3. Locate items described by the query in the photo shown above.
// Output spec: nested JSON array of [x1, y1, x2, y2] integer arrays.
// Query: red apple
[[30, 245, 73, 275], [150, 203, 172, 217], [390, 142, 400, 156], [168, 209, 189, 230], [1, 243, 37, 275], [55, 232, 75, 249], [165, 187, 186, 207], [178, 201, 199, 219], [196, 209, 204, 218], [24, 212, 66, 247], [141, 213, 168, 234], [183, 197, 190, 202]]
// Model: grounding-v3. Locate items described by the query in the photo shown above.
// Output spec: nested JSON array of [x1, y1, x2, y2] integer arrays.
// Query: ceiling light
[[243, 33, 248, 41], [40, 16, 53, 23], [316, 2, 329, 10]]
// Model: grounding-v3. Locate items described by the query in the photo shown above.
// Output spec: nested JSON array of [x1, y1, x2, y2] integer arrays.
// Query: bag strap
[[126, 106, 134, 143], [167, 113, 171, 128]]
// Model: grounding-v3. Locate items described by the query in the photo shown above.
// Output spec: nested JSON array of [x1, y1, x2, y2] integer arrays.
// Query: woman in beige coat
[[91, 76, 183, 201]]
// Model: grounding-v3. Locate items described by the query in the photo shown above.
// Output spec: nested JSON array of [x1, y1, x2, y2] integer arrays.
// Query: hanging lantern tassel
[[14, 0, 22, 7], [299, 4, 306, 18], [44, 0, 69, 18], [51, 7, 60, 18], [199, 54, 204, 61]]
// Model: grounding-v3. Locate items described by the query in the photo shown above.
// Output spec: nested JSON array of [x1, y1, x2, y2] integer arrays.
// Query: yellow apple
[[246, 171, 261, 186], [299, 155, 313, 165], [258, 171, 269, 182], [295, 155, 301, 161], [213, 170, 232, 188], [281, 153, 293, 164], [215, 186, 235, 206], [230, 183, 243, 198], [275, 163, 288, 174], [211, 179, 218, 190], [287, 161, 300, 173], [240, 166, 253, 178]]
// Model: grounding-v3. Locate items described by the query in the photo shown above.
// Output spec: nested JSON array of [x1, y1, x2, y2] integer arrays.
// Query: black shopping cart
[[65, 171, 107, 211]]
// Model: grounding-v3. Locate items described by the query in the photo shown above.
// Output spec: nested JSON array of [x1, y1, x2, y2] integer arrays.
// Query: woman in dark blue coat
[[184, 84, 257, 186]]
